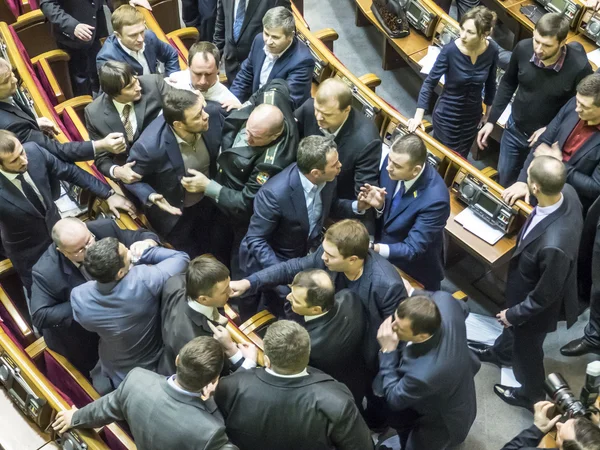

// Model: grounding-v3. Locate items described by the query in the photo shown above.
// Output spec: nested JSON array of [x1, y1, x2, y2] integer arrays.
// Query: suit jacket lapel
[[566, 132, 600, 166], [133, 94, 147, 134], [0, 173, 42, 217], [380, 163, 397, 216], [185, 305, 214, 334], [558, 110, 582, 148], [103, 96, 127, 136], [384, 166, 429, 226], [512, 200, 567, 257], [0, 101, 37, 125], [290, 168, 310, 238], [164, 128, 186, 179]]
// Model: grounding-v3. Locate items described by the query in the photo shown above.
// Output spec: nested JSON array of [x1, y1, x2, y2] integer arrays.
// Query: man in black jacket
[[501, 401, 600, 450], [375, 291, 480, 450], [158, 255, 255, 375], [0, 58, 126, 167], [85, 62, 174, 184], [214, 320, 373, 450], [30, 218, 159, 377], [214, 0, 291, 84], [287, 269, 367, 407], [473, 156, 583, 409], [0, 132, 134, 292]]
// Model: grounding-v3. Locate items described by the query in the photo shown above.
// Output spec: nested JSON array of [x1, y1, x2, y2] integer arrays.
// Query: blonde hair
[[111, 5, 144, 34]]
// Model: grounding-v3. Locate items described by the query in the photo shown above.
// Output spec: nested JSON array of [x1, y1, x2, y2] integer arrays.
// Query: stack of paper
[[455, 208, 505, 245], [588, 48, 600, 68], [466, 313, 503, 346], [418, 46, 445, 84]]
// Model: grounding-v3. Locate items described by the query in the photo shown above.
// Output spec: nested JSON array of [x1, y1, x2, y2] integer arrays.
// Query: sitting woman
[[408, 6, 499, 159]]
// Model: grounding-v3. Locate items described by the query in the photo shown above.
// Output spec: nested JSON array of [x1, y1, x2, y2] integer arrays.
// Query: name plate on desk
[[534, 0, 581, 27], [296, 31, 331, 84], [382, 121, 443, 168], [452, 170, 517, 233], [433, 20, 460, 48], [579, 10, 600, 45], [406, 0, 438, 38], [337, 75, 380, 121]]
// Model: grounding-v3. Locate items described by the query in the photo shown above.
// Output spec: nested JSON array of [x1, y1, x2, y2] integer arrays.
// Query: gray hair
[[263, 6, 295, 36]]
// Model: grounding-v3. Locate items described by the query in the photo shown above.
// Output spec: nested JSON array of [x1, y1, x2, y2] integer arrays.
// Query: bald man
[[30, 218, 159, 376], [191, 79, 298, 271], [295, 78, 381, 211]]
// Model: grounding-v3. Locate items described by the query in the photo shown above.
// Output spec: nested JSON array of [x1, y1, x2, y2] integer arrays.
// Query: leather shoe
[[470, 346, 501, 367], [493, 384, 533, 412], [560, 338, 600, 357]]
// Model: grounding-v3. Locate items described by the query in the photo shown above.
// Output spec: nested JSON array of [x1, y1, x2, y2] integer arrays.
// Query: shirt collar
[[0, 167, 19, 181], [304, 310, 328, 322], [320, 114, 349, 139], [403, 163, 426, 192], [167, 375, 202, 397], [187, 297, 228, 325], [263, 39, 293, 61], [530, 45, 567, 72], [112, 99, 134, 114], [170, 126, 197, 146], [117, 38, 146, 58], [536, 193, 564, 217], [298, 170, 326, 195], [265, 368, 309, 378]]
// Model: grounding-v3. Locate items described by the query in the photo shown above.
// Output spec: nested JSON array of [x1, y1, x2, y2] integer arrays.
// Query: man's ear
[[175, 354, 180, 368], [195, 295, 210, 306], [263, 355, 271, 369], [114, 30, 122, 40]]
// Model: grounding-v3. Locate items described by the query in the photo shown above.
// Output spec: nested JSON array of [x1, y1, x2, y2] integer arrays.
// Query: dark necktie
[[518, 207, 537, 244], [122, 104, 134, 142], [233, 0, 246, 41], [384, 181, 405, 221], [16, 173, 45, 215]]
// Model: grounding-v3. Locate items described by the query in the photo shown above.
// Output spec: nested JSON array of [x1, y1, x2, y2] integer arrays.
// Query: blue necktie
[[385, 181, 405, 221], [233, 0, 246, 42]]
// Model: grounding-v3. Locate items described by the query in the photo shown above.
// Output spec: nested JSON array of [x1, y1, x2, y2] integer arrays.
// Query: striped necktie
[[233, 0, 246, 41], [122, 104, 134, 142]]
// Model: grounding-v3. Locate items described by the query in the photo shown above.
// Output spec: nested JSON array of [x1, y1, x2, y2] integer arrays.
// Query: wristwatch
[[105, 189, 115, 199]]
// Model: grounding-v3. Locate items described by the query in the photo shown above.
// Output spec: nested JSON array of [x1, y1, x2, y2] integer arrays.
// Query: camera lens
[[544, 373, 587, 418]]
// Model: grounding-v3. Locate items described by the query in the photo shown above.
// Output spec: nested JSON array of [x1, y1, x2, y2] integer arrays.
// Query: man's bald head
[[52, 218, 96, 263], [245, 103, 285, 147], [314, 78, 353, 132], [528, 155, 566, 196]]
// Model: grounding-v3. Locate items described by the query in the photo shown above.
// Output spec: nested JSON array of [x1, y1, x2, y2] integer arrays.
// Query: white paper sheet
[[455, 208, 505, 245], [498, 104, 512, 127], [501, 367, 522, 388], [418, 46, 445, 84], [588, 48, 600, 68], [466, 313, 503, 346]]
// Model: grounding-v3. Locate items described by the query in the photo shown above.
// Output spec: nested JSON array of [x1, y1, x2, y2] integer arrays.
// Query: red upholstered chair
[[0, 0, 20, 24]]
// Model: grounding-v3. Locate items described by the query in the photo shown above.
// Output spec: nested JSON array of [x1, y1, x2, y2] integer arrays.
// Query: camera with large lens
[[544, 373, 588, 418]]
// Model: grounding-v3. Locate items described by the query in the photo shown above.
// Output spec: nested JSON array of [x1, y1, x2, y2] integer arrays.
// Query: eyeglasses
[[69, 232, 96, 257]]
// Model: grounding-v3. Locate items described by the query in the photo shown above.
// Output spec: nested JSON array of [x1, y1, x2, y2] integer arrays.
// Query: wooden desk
[[445, 193, 517, 268], [506, 0, 577, 41], [355, 0, 431, 70], [567, 33, 599, 70]]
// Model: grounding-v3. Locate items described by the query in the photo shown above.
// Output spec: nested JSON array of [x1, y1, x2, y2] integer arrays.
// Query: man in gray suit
[[71, 237, 189, 393], [52, 336, 238, 450], [85, 61, 174, 184]]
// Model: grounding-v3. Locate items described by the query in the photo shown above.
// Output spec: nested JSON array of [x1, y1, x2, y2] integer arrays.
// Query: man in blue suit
[[96, 5, 179, 77], [363, 134, 450, 291], [71, 237, 189, 393], [125, 88, 224, 258], [0, 131, 134, 293], [503, 73, 600, 213], [229, 7, 314, 109], [238, 136, 365, 317]]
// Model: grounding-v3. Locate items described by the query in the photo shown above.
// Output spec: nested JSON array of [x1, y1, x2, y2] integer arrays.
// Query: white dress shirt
[[166, 70, 240, 104], [265, 368, 309, 378], [118, 39, 152, 75], [304, 311, 328, 322], [377, 164, 426, 259], [259, 40, 293, 88], [187, 299, 256, 370], [108, 100, 138, 178], [521, 194, 564, 241], [0, 168, 44, 205]]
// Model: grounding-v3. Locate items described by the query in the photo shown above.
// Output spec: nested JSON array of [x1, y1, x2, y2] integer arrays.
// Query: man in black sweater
[[477, 13, 592, 187]]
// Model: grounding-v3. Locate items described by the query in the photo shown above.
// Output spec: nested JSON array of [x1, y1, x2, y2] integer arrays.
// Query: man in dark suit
[[215, 320, 373, 450], [0, 58, 127, 166], [52, 336, 239, 450], [474, 156, 583, 409], [287, 269, 367, 407], [30, 217, 159, 377], [503, 74, 600, 212], [232, 219, 407, 427], [214, 0, 291, 84], [238, 136, 364, 316], [40, 0, 107, 95], [86, 62, 174, 183], [125, 88, 224, 258], [375, 291, 480, 450], [561, 196, 600, 356], [183, 0, 217, 45], [96, 5, 179, 77], [0, 131, 133, 292], [501, 401, 600, 450], [364, 134, 450, 291], [295, 78, 381, 207], [159, 255, 256, 375], [229, 7, 314, 109]]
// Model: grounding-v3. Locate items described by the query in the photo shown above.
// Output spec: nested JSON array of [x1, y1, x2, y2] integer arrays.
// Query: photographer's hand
[[533, 401, 561, 434]]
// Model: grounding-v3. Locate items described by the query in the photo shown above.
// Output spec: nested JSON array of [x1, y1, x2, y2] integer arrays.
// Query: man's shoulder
[[138, 74, 164, 92], [261, 163, 296, 191], [135, 115, 168, 149], [566, 41, 592, 66], [162, 274, 186, 298], [366, 251, 403, 281], [32, 244, 61, 275], [97, 35, 119, 53], [291, 37, 313, 61]]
